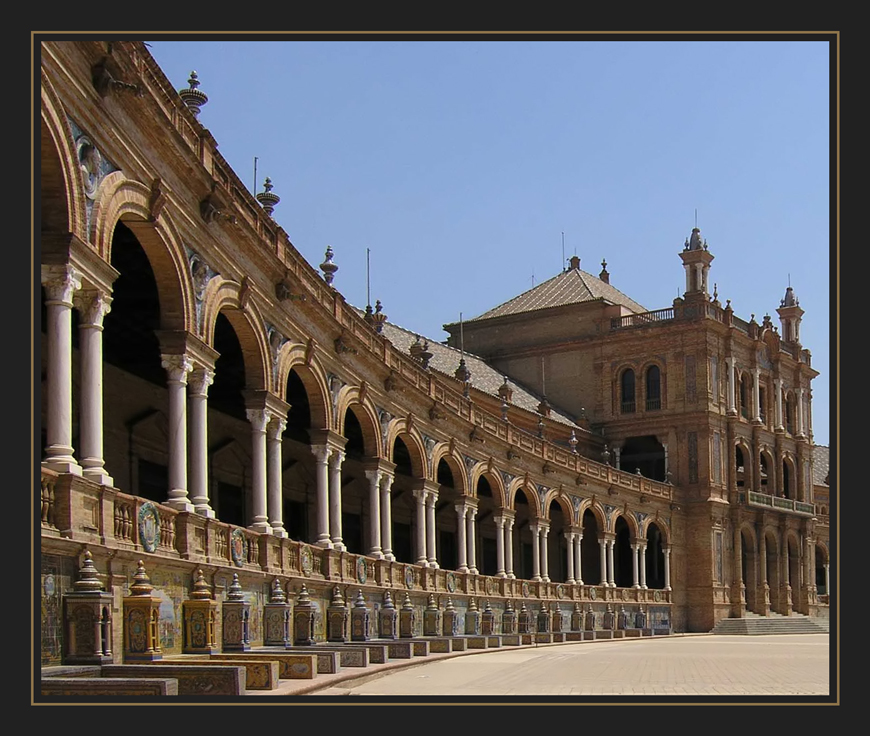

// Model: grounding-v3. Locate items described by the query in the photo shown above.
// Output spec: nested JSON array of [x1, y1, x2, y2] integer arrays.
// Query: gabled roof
[[467, 264, 646, 322]]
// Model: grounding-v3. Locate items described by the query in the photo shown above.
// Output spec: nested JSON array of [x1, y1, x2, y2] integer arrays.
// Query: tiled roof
[[468, 266, 647, 322], [812, 445, 829, 486], [359, 309, 580, 430]]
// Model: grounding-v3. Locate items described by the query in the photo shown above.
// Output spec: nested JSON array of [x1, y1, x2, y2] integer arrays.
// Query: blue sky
[[148, 37, 832, 446]]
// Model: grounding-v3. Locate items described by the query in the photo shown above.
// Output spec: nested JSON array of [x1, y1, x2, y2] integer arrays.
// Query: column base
[[316, 538, 334, 549], [384, 553, 395, 561], [42, 456, 82, 476], [164, 494, 194, 513], [369, 549, 385, 560], [82, 468, 114, 486], [332, 541, 346, 552], [193, 504, 216, 519], [271, 527, 288, 539], [248, 521, 272, 534]]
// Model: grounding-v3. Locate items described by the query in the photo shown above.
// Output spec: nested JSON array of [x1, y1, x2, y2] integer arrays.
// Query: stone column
[[380, 473, 395, 560], [267, 416, 288, 537], [246, 408, 271, 533], [639, 542, 647, 589], [75, 290, 113, 486], [564, 531, 575, 584], [824, 563, 829, 596], [613, 446, 621, 471], [752, 368, 762, 423], [467, 504, 479, 574], [664, 546, 672, 591], [530, 522, 542, 581], [311, 446, 332, 548], [41, 265, 82, 475], [759, 533, 768, 585], [413, 488, 428, 566], [774, 378, 784, 431], [662, 443, 669, 478], [631, 543, 640, 588], [494, 514, 506, 577], [329, 449, 345, 550], [426, 489, 438, 568], [607, 538, 616, 587], [599, 538, 608, 587], [161, 353, 194, 511], [364, 469, 383, 558], [455, 501, 468, 572], [796, 388, 806, 437], [188, 367, 215, 518], [725, 357, 736, 415], [574, 531, 583, 585], [506, 515, 516, 579], [540, 523, 550, 583]]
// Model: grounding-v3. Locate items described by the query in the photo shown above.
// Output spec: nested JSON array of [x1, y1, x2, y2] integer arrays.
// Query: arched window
[[784, 394, 795, 434], [758, 385, 767, 425], [739, 374, 750, 419], [621, 369, 636, 414], [645, 365, 661, 411]]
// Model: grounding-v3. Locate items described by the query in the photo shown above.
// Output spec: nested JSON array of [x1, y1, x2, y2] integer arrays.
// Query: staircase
[[711, 611, 829, 635]]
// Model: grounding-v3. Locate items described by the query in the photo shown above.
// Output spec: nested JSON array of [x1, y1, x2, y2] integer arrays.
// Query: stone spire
[[178, 71, 208, 117], [777, 284, 804, 344], [679, 227, 714, 298], [256, 177, 280, 217]]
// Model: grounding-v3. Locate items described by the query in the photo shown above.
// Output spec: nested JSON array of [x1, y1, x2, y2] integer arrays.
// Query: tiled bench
[[281, 648, 341, 674], [211, 652, 316, 680], [41, 676, 179, 697], [155, 658, 280, 690], [100, 664, 245, 696]]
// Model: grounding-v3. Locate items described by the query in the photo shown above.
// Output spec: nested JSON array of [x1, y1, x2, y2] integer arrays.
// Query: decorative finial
[[226, 572, 244, 601], [383, 590, 395, 609], [427, 593, 438, 609], [74, 549, 104, 592], [270, 578, 286, 605], [601, 443, 611, 466], [372, 299, 387, 333], [297, 584, 312, 605], [445, 597, 455, 611], [401, 593, 414, 610], [178, 71, 208, 117], [130, 560, 154, 597], [537, 414, 545, 438], [569, 429, 578, 454], [331, 586, 345, 606], [191, 569, 213, 600], [468, 597, 478, 612], [454, 357, 471, 383], [353, 590, 367, 608], [256, 177, 280, 217], [320, 245, 338, 285]]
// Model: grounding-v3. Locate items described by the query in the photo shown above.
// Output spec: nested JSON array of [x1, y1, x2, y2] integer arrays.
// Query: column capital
[[156, 329, 219, 367], [246, 407, 271, 433], [73, 289, 112, 328], [311, 444, 331, 463], [188, 367, 215, 397], [161, 353, 193, 384], [267, 415, 288, 440], [41, 264, 82, 304]]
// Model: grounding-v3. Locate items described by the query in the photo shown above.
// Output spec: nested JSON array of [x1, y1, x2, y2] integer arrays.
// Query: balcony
[[741, 490, 815, 516]]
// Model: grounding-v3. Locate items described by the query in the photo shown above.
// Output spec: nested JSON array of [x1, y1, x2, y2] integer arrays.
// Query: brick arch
[[201, 279, 269, 392], [430, 444, 468, 494], [542, 491, 575, 527], [41, 73, 86, 239], [577, 499, 607, 532], [385, 419, 428, 479], [335, 387, 382, 459], [814, 539, 829, 564], [738, 522, 758, 552], [643, 517, 671, 545], [91, 174, 193, 333], [611, 508, 640, 539], [734, 437, 754, 489], [506, 478, 542, 518], [274, 342, 331, 432], [468, 463, 507, 508]]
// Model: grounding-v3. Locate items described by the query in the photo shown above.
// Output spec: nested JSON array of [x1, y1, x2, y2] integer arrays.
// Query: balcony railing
[[611, 308, 674, 330], [746, 490, 814, 516]]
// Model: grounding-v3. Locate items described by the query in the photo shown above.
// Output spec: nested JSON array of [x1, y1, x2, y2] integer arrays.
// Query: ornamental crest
[[422, 434, 437, 466], [138, 502, 160, 553], [377, 407, 392, 447]]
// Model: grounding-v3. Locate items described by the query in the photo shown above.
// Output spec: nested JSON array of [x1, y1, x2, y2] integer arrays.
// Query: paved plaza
[[289, 634, 832, 700]]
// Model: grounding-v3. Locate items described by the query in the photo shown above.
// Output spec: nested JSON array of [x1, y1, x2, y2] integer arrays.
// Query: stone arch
[[468, 462, 507, 508], [335, 386, 382, 459], [41, 73, 86, 238], [616, 363, 637, 414], [576, 498, 607, 533], [506, 478, 542, 519], [430, 444, 468, 494], [639, 359, 665, 411], [610, 508, 640, 539], [384, 419, 427, 479], [274, 342, 331, 432], [542, 492, 575, 527], [759, 445, 775, 495], [734, 438, 753, 491], [94, 173, 192, 333], [200, 279, 269, 392], [641, 515, 671, 546]]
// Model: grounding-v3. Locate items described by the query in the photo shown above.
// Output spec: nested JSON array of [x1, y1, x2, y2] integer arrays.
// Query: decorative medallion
[[485, 577, 495, 596], [356, 556, 367, 584], [300, 546, 314, 576], [404, 565, 414, 589], [556, 584, 565, 599], [654, 590, 662, 602], [589, 587, 597, 600], [230, 528, 246, 567], [137, 502, 160, 553], [446, 571, 457, 593], [43, 574, 55, 597], [522, 581, 530, 598]]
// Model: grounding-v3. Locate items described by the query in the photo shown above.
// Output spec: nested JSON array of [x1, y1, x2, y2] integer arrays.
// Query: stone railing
[[746, 490, 815, 516], [610, 308, 674, 330]]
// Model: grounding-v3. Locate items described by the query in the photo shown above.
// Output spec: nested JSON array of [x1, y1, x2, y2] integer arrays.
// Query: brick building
[[38, 40, 829, 671]]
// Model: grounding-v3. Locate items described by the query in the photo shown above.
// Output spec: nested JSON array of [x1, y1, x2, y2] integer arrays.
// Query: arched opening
[[735, 445, 747, 490], [613, 516, 633, 588], [814, 543, 828, 598], [476, 475, 498, 576], [759, 452, 770, 495], [279, 368, 314, 544], [512, 487, 534, 580], [782, 458, 793, 499], [645, 522, 666, 589], [620, 435, 666, 481], [739, 373, 751, 419], [580, 509, 601, 585], [787, 535, 800, 592], [544, 500, 569, 583], [764, 531, 780, 606], [435, 459, 460, 571], [620, 369, 636, 414], [758, 384, 768, 425], [784, 393, 795, 434], [645, 365, 661, 411], [389, 436, 417, 564], [336, 408, 368, 555], [741, 528, 759, 613]]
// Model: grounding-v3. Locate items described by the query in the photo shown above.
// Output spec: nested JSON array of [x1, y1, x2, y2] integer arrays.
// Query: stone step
[[711, 615, 829, 635]]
